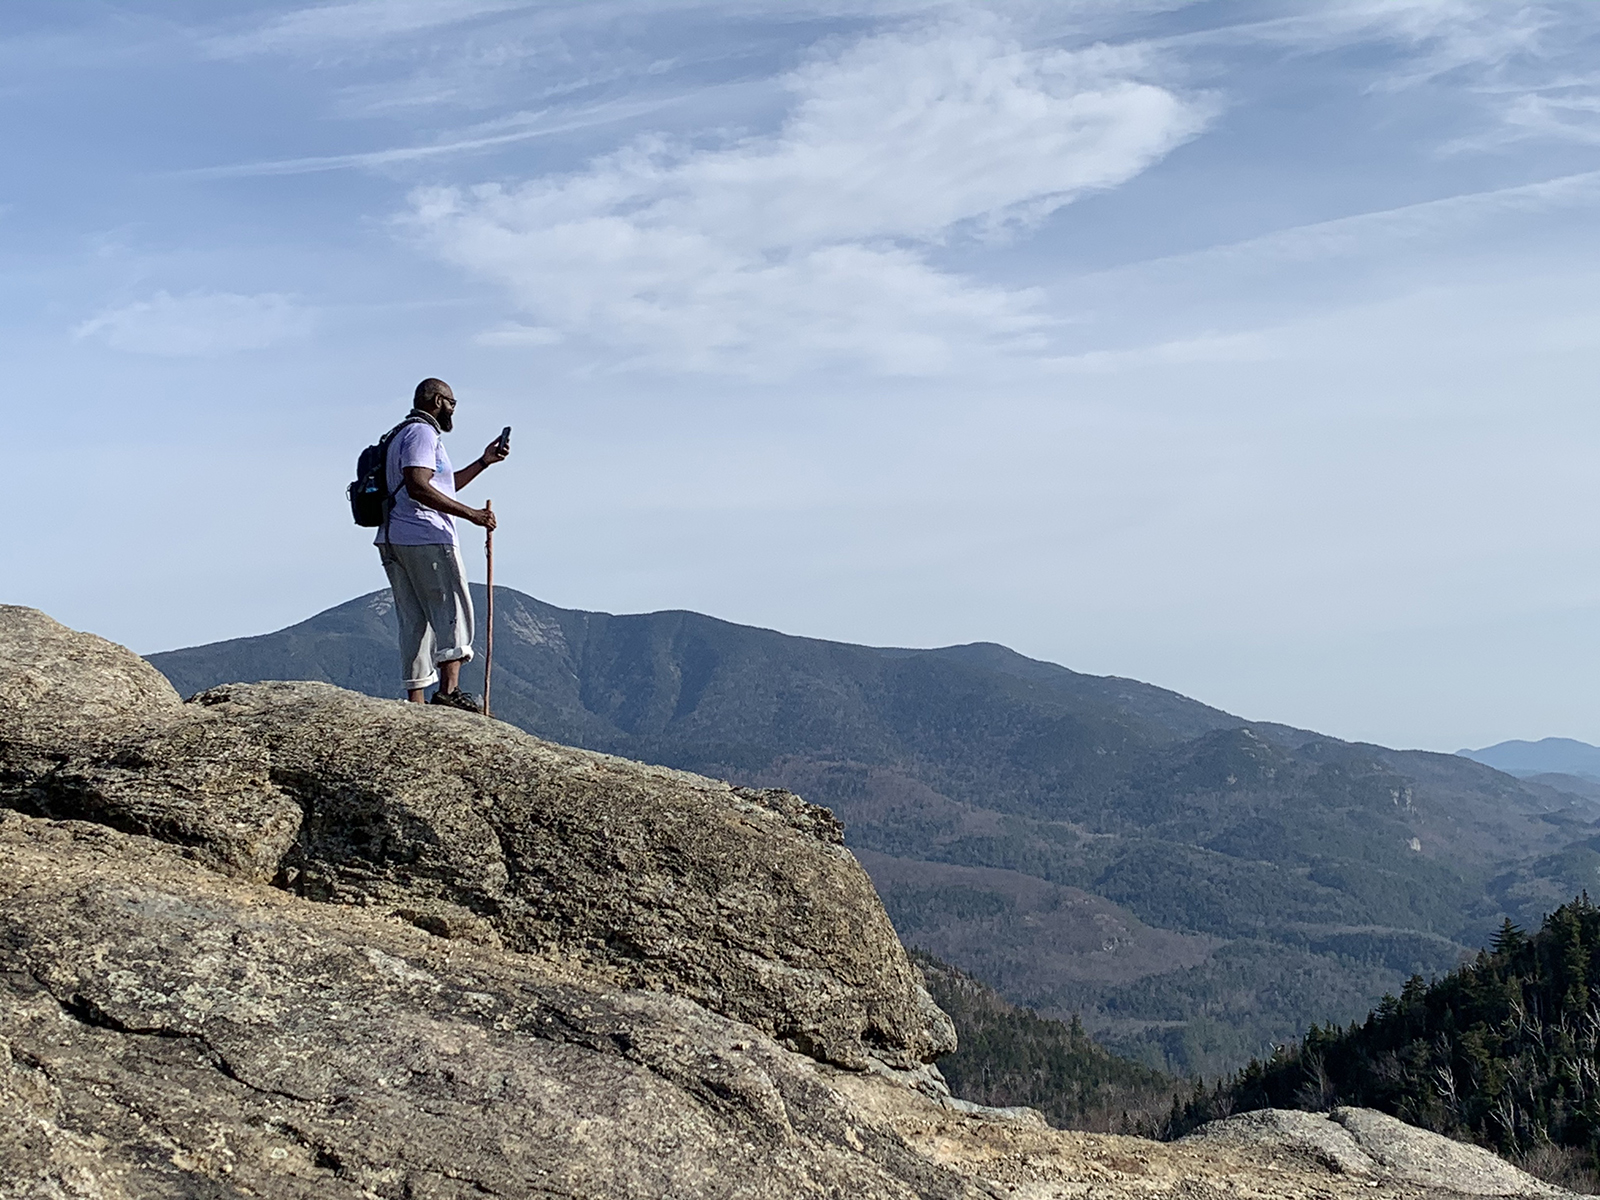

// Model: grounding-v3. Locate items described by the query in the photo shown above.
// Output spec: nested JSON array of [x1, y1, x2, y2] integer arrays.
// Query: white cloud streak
[[1135, 167, 1600, 271], [178, 98, 678, 179], [1450, 85, 1600, 151], [75, 292, 315, 357], [207, 0, 535, 57], [1033, 167, 1600, 372], [475, 323, 563, 347], [1189, 0, 1551, 70], [407, 14, 1210, 376], [1192, 1, 1600, 149]]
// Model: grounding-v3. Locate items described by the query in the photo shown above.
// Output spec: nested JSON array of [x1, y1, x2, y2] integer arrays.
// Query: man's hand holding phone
[[481, 426, 511, 466]]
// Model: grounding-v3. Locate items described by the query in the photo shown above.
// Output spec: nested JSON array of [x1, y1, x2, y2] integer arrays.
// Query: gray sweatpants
[[378, 542, 475, 691]]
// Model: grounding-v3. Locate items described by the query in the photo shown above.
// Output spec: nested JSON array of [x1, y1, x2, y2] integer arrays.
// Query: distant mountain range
[[149, 589, 1600, 1077], [1459, 737, 1600, 788]]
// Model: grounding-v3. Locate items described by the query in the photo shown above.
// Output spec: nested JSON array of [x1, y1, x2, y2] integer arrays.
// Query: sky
[[6, 0, 1600, 752]]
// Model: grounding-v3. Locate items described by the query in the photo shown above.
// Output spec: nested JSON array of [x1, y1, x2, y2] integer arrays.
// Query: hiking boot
[[429, 688, 483, 714]]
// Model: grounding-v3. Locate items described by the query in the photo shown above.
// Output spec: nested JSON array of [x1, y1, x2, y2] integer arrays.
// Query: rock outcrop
[[1, 811, 968, 1198], [1184, 1107, 1565, 1196], [0, 605, 1575, 1198], [0, 605, 183, 739], [0, 607, 951, 1073]]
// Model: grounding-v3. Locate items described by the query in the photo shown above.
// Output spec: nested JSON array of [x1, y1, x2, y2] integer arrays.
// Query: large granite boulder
[[0, 606, 300, 880], [0, 811, 975, 1199], [0, 605, 181, 738], [0, 606, 951, 1072]]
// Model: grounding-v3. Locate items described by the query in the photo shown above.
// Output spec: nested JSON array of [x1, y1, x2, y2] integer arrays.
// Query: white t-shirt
[[376, 419, 458, 546]]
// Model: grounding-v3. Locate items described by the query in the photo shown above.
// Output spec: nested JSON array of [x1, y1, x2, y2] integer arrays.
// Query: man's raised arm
[[452, 436, 510, 492]]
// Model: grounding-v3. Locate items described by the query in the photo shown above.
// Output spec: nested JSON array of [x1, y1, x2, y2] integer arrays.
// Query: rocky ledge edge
[[0, 604, 1572, 1199]]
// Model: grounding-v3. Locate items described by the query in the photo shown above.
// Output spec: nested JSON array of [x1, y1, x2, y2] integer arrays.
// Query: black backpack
[[347, 415, 431, 527]]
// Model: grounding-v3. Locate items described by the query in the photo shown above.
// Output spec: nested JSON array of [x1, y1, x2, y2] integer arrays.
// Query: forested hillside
[[914, 951, 1177, 1131], [1181, 898, 1600, 1189], [148, 588, 1600, 1076]]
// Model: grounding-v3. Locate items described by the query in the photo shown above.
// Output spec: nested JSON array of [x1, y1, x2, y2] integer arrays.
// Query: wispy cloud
[[1029, 165, 1600, 374], [1108, 167, 1600, 275], [1448, 86, 1600, 151], [1190, 1, 1600, 150], [407, 13, 1210, 376], [75, 292, 315, 357], [206, 0, 535, 58], [474, 322, 563, 347], [1189, 0, 1551, 71], [1044, 330, 1277, 375], [178, 98, 678, 179]]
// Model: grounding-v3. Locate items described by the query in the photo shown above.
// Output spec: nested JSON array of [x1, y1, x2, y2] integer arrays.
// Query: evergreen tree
[[1177, 897, 1600, 1180]]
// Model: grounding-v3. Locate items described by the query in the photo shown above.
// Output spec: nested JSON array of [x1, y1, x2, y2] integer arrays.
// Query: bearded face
[[421, 390, 455, 432]]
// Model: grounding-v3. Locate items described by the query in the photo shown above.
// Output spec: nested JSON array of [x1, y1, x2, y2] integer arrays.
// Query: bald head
[[412, 378, 456, 431], [413, 378, 453, 407]]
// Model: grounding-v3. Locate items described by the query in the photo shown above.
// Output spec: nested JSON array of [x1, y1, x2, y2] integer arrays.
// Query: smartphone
[[497, 426, 512, 453]]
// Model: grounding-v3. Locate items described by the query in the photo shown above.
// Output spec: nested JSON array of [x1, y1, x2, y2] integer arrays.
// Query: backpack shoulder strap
[[381, 414, 438, 510], [380, 413, 431, 446]]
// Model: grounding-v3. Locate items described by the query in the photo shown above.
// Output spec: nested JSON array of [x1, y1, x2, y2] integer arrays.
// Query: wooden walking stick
[[484, 499, 494, 719]]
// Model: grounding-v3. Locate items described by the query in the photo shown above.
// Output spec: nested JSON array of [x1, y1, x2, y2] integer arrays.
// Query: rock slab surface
[[1185, 1106, 1565, 1196], [0, 605, 1575, 1199], [1, 811, 970, 1199], [0, 605, 952, 1072]]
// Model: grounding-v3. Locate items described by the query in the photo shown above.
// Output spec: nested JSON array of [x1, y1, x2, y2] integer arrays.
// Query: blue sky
[[8, 0, 1600, 750]]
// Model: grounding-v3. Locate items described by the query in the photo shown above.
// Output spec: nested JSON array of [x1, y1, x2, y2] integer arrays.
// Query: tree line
[[1169, 897, 1600, 1189]]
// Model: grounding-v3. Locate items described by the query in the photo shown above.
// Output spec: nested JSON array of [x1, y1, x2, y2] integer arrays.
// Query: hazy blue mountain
[[1459, 737, 1600, 782], [149, 589, 1600, 1077]]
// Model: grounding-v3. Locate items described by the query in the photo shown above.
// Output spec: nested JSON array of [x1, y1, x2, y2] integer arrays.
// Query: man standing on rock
[[377, 378, 508, 711]]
